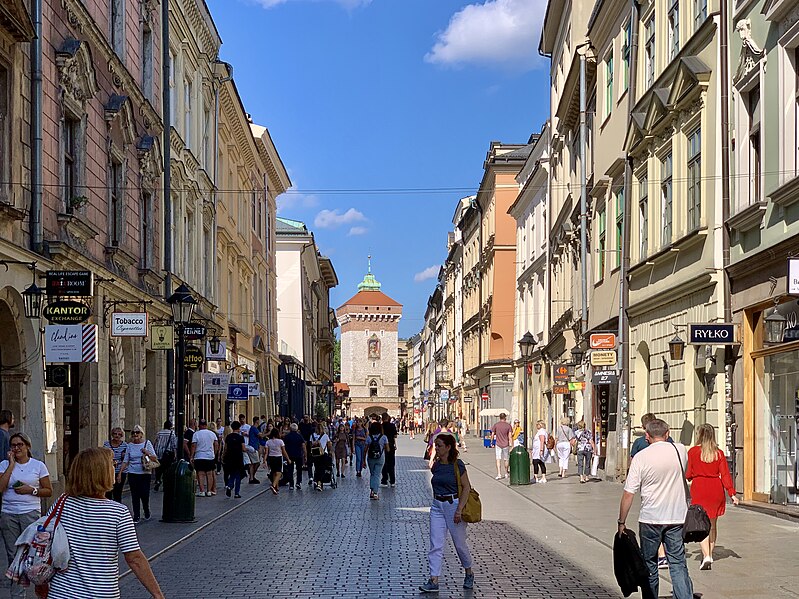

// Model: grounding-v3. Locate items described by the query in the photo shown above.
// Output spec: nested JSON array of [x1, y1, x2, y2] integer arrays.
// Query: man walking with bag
[[617, 419, 694, 599]]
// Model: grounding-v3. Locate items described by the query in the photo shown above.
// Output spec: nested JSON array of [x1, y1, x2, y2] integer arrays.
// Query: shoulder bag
[[142, 442, 160, 471], [672, 443, 710, 543], [453, 461, 482, 523]]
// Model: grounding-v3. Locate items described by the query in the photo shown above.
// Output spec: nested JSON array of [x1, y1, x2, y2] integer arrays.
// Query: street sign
[[203, 373, 230, 394], [183, 324, 206, 341], [481, 392, 489, 402], [440, 390, 450, 401], [149, 325, 174, 350], [43, 300, 91, 324], [227, 383, 249, 401], [568, 381, 585, 391], [590, 350, 617, 366], [552, 385, 570, 395], [183, 345, 204, 371], [688, 323, 737, 345], [463, 395, 473, 403], [789, 258, 799, 294], [248, 383, 260, 397], [592, 371, 618, 385], [590, 333, 616, 349], [111, 312, 148, 337], [46, 270, 93, 297]]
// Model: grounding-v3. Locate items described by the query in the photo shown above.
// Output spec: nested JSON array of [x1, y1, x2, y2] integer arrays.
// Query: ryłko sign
[[42, 300, 91, 324], [688, 323, 737, 345]]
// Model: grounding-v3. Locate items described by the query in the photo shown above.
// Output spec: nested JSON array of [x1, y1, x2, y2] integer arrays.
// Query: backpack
[[546, 434, 556, 451], [310, 434, 323, 457], [368, 434, 383, 460]]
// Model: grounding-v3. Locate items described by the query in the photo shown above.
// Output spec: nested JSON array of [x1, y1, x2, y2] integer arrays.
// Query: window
[[598, 206, 606, 280], [168, 51, 176, 128], [258, 196, 263, 238], [668, 0, 679, 60], [748, 85, 761, 205], [110, 0, 124, 59], [63, 117, 79, 211], [605, 50, 614, 118], [251, 190, 256, 231], [615, 186, 624, 268], [141, 25, 153, 100], [184, 79, 192, 147], [141, 191, 153, 268], [203, 108, 212, 170], [795, 48, 799, 177], [369, 380, 378, 397], [645, 13, 656, 88], [687, 127, 701, 230], [228, 266, 233, 315], [639, 174, 649, 259], [109, 159, 123, 246], [694, 0, 707, 31], [622, 20, 631, 92], [661, 153, 673, 247]]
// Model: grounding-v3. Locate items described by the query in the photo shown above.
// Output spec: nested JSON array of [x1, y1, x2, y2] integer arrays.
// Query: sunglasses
[[10, 443, 25, 448]]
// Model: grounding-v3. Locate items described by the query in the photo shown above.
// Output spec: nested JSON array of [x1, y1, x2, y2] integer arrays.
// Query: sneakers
[[234, 493, 241, 499], [356, 472, 362, 477], [463, 573, 475, 589], [495, 475, 503, 480], [132, 517, 141, 524], [657, 557, 669, 569], [196, 491, 206, 497], [289, 484, 295, 490], [143, 511, 151, 521], [700, 556, 712, 571], [249, 478, 261, 484], [419, 579, 439, 593], [225, 486, 232, 497], [380, 483, 389, 488], [390, 482, 395, 487], [370, 491, 378, 500]]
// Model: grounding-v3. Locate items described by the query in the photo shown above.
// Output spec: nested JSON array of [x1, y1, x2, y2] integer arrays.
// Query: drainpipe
[[579, 47, 589, 340], [30, 0, 42, 253], [618, 0, 641, 478], [718, 0, 736, 483], [162, 0, 174, 420], [213, 61, 232, 307]]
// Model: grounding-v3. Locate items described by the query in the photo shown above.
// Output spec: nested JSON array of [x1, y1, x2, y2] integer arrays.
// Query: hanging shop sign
[[183, 345, 204, 371], [46, 270, 93, 297], [182, 324, 206, 341], [206, 340, 226, 361], [45, 324, 98, 363], [553, 385, 570, 395], [440, 390, 450, 401], [592, 370, 618, 386], [590, 350, 617, 367], [589, 333, 616, 349], [111, 312, 148, 337], [248, 382, 260, 397], [42, 300, 91, 324], [688, 323, 737, 345], [553, 364, 570, 383], [149, 325, 174, 350], [203, 373, 231, 395], [45, 364, 71, 388], [568, 381, 586, 391], [227, 383, 249, 401], [789, 258, 799, 295]]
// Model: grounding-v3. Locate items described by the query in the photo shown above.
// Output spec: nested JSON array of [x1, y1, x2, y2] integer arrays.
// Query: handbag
[[142, 452, 160, 472], [423, 446, 431, 460], [453, 461, 482, 523], [672, 443, 710, 543]]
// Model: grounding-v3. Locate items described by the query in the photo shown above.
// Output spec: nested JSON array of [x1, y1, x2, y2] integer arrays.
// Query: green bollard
[[509, 445, 531, 486], [161, 459, 196, 522]]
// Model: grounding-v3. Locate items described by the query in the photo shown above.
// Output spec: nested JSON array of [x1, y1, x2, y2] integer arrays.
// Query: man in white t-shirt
[[190, 419, 219, 497], [617, 419, 694, 599]]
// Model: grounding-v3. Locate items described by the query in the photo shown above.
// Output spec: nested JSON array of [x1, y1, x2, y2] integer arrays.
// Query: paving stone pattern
[[121, 453, 619, 599]]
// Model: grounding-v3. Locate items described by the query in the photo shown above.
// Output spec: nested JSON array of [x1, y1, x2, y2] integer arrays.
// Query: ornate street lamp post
[[518, 332, 537, 450]]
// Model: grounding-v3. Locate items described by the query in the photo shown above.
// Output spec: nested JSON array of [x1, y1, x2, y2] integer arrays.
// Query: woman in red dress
[[686, 423, 739, 571]]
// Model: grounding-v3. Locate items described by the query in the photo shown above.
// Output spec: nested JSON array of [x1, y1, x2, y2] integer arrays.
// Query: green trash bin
[[509, 445, 531, 486], [161, 459, 196, 523]]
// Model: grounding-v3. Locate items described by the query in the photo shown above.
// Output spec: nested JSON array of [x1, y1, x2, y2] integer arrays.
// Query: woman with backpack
[[310, 422, 332, 492], [531, 420, 549, 483], [555, 417, 576, 478], [366, 421, 389, 500]]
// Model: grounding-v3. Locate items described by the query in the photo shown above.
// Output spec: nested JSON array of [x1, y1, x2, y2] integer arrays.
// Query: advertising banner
[[203, 373, 230, 395]]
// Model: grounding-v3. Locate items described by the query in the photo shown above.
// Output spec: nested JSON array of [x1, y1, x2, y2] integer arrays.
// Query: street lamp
[[534, 362, 542, 375], [764, 305, 787, 344], [164, 283, 197, 523], [209, 335, 221, 354], [668, 334, 686, 361], [571, 345, 584, 365], [518, 332, 537, 451], [21, 282, 43, 319]]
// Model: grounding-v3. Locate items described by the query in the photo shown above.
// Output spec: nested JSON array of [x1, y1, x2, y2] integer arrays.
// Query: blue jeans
[[576, 449, 592, 476], [639, 523, 694, 599], [354, 443, 365, 472], [225, 469, 242, 495], [367, 454, 385, 493]]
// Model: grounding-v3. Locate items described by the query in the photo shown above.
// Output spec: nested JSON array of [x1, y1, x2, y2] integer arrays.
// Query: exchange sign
[[590, 350, 617, 367]]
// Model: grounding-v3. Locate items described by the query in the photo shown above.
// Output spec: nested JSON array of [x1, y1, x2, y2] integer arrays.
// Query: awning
[[479, 408, 509, 417]]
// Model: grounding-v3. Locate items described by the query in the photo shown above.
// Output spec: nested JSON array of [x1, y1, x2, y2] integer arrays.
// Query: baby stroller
[[318, 453, 337, 489]]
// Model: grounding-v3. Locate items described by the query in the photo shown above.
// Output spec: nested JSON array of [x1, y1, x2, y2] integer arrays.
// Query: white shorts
[[495, 446, 510, 461]]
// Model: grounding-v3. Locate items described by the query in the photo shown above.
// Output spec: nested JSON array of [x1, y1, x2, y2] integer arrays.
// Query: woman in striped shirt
[[102, 427, 127, 502], [39, 447, 164, 599]]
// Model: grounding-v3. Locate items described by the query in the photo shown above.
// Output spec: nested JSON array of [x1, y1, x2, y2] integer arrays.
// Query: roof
[[276, 217, 309, 235], [338, 290, 402, 310]]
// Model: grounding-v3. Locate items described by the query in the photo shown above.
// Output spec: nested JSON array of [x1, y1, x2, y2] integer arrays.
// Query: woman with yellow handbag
[[419, 433, 476, 594]]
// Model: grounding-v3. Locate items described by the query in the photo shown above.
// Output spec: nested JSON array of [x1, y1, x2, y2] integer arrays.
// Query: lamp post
[[518, 332, 537, 450], [164, 283, 196, 523], [764, 305, 787, 344]]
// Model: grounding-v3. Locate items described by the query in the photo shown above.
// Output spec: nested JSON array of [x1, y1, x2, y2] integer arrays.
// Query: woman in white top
[[43, 447, 164, 599], [531, 420, 549, 483], [555, 416, 576, 478], [265, 428, 291, 495], [119, 425, 157, 523], [310, 422, 332, 492], [0, 433, 52, 598]]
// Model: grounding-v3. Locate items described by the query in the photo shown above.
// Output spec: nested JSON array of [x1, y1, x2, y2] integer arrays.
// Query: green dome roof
[[357, 255, 382, 291]]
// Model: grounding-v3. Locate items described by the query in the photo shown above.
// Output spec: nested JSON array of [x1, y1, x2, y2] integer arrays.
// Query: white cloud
[[347, 226, 368, 236], [425, 0, 546, 70], [314, 208, 367, 229], [276, 189, 320, 214], [252, 0, 371, 9], [414, 265, 440, 283]]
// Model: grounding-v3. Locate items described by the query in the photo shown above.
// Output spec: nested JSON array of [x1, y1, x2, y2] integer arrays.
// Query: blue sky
[[208, 0, 550, 337]]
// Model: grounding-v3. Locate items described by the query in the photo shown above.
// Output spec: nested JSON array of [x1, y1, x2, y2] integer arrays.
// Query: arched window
[[369, 380, 378, 397]]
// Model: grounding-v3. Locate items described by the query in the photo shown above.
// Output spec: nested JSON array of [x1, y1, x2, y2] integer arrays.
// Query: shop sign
[[553, 385, 570, 395], [206, 340, 226, 361], [463, 395, 473, 403], [45, 364, 71, 388], [182, 324, 206, 340], [592, 371, 618, 385], [149, 325, 174, 350], [553, 364, 571, 382], [248, 382, 260, 397], [42, 300, 91, 324], [203, 373, 230, 395], [789, 258, 799, 295], [590, 350, 617, 366], [46, 270, 93, 298], [688, 323, 736, 345], [568, 381, 585, 391], [45, 324, 97, 363], [590, 333, 616, 349], [227, 383, 249, 401], [183, 345, 204, 371], [440, 390, 450, 401], [111, 312, 147, 337]]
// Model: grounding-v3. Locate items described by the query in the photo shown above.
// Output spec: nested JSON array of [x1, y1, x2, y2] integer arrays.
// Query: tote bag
[[672, 443, 710, 543], [453, 462, 482, 523]]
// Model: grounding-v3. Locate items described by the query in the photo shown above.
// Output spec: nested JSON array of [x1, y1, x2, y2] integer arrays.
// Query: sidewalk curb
[[119, 487, 269, 579]]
